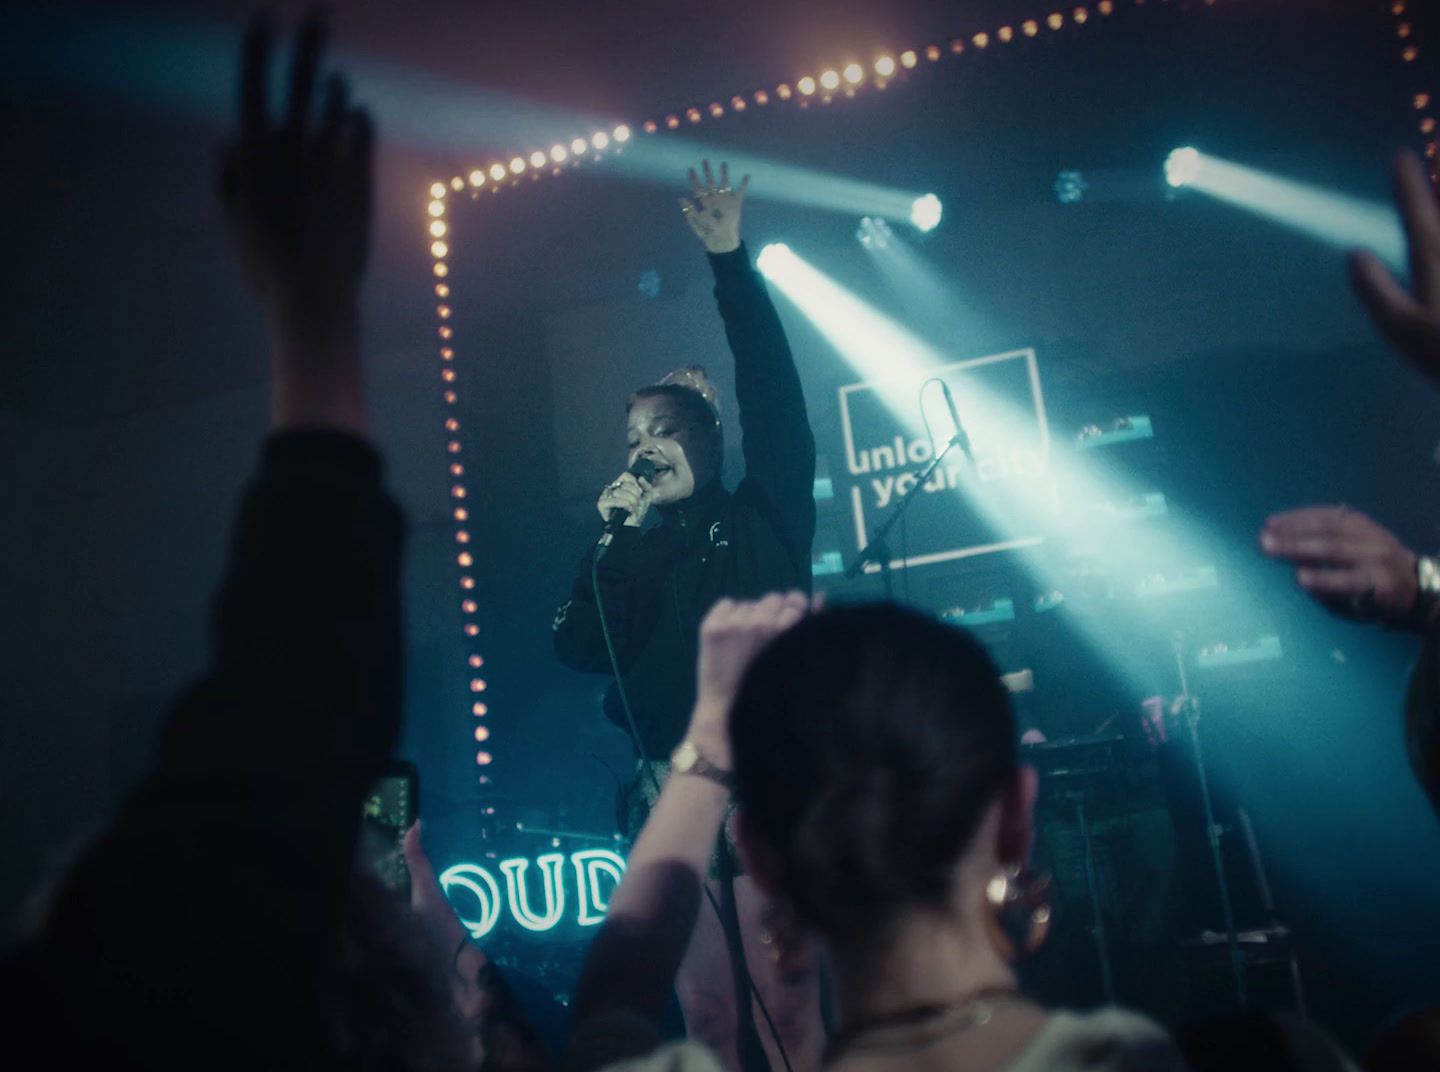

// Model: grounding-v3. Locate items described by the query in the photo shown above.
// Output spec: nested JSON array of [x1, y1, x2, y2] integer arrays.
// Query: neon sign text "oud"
[[439, 849, 627, 937]]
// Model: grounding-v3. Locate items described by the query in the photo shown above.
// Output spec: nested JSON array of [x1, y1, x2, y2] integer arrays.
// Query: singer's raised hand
[[679, 160, 749, 255], [596, 471, 654, 529]]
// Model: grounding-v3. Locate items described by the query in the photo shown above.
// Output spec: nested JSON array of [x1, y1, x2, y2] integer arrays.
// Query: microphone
[[595, 456, 659, 559], [940, 381, 973, 459]]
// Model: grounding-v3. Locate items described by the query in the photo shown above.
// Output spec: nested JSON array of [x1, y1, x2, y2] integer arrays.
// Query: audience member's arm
[[1351, 152, 1440, 380], [1260, 506, 1433, 629], [40, 17, 394, 1062], [566, 593, 811, 1071]]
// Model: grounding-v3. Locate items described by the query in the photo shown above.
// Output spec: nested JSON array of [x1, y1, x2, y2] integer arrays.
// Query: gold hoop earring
[[760, 897, 813, 980], [983, 864, 1053, 961]]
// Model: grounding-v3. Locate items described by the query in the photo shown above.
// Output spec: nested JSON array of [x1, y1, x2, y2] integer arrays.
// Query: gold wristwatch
[[670, 740, 734, 791]]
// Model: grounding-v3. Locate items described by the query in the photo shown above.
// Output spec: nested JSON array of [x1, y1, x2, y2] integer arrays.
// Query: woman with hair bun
[[569, 598, 1185, 1072]]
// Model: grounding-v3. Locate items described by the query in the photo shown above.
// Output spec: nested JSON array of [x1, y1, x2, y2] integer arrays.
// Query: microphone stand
[[843, 432, 965, 599]]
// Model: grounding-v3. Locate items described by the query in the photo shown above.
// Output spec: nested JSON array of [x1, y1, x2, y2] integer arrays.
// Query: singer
[[552, 162, 819, 1072]]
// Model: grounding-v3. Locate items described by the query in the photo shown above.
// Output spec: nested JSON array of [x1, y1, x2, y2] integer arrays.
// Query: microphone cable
[[591, 554, 795, 1072]]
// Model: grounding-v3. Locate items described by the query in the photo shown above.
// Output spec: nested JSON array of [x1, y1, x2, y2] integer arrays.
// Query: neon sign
[[440, 849, 627, 937]]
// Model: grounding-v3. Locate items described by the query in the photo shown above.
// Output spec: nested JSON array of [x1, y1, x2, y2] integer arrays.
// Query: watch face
[[673, 741, 699, 772], [1421, 556, 1440, 595]]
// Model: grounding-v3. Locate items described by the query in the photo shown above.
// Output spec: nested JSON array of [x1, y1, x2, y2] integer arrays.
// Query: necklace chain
[[827, 986, 1026, 1060]]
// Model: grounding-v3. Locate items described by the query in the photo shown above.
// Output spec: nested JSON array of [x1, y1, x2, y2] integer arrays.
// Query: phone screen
[[361, 760, 418, 896]]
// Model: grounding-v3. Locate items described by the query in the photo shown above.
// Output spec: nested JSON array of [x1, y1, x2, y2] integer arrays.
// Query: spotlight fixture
[[756, 243, 792, 277], [820, 70, 841, 91], [1054, 169, 1088, 204], [843, 63, 864, 84], [1165, 146, 1202, 188], [856, 216, 894, 250], [910, 193, 943, 233], [614, 124, 632, 142], [875, 55, 897, 77], [797, 76, 817, 96], [571, 137, 588, 155], [489, 163, 507, 181]]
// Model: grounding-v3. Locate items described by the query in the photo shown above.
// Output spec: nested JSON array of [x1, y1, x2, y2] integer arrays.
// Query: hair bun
[[656, 365, 721, 421]]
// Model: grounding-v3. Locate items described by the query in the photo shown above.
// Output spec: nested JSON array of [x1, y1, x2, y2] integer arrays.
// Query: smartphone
[[361, 759, 419, 897]]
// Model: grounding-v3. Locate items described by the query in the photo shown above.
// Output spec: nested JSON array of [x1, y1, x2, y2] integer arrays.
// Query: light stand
[[1172, 634, 1247, 1008]]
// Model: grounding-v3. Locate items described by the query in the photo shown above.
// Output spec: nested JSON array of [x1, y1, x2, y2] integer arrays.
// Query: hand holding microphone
[[596, 457, 659, 557]]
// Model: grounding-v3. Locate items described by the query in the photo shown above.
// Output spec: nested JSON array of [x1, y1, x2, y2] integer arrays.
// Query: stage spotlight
[[756, 242, 793, 277], [551, 144, 568, 163], [1054, 169, 1088, 204], [592, 131, 610, 150], [489, 163, 507, 181], [1165, 146, 1201, 188], [1164, 149, 1405, 267], [529, 150, 546, 168], [509, 157, 526, 174], [900, 50, 919, 68], [843, 63, 864, 84], [571, 137, 588, 155], [798, 76, 817, 96], [910, 193, 943, 232], [856, 215, 894, 250], [875, 55, 897, 77], [614, 124, 632, 142], [820, 70, 841, 91]]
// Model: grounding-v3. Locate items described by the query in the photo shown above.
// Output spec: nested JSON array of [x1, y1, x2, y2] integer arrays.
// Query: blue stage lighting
[[1165, 149, 1404, 268], [910, 194, 943, 233], [1165, 147, 1201, 188], [856, 216, 894, 250], [1054, 169, 1088, 204], [756, 242, 792, 277]]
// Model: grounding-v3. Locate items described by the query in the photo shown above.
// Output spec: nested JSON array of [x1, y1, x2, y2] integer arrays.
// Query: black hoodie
[[553, 244, 816, 760]]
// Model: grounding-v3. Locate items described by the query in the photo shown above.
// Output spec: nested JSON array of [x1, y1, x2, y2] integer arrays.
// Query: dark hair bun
[[731, 602, 1016, 937]]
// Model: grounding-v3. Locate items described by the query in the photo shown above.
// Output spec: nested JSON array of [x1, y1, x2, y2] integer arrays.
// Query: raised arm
[[682, 163, 817, 562], [567, 593, 813, 1071], [40, 16, 397, 1061]]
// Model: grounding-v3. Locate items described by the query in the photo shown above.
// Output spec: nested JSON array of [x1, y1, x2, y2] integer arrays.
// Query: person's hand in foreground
[[1351, 151, 1440, 383], [1261, 505, 1431, 628], [220, 10, 373, 434]]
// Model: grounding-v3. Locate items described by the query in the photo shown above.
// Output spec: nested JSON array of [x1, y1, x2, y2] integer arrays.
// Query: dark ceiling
[[0, 0, 1422, 420]]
